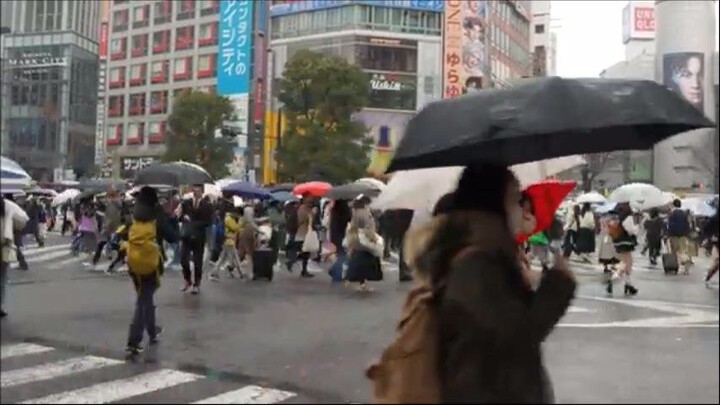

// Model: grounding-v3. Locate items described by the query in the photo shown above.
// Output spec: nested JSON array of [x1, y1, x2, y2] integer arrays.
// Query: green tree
[[276, 49, 372, 184], [164, 90, 235, 179]]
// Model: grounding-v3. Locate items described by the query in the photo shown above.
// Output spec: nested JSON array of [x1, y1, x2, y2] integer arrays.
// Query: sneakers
[[149, 326, 164, 345], [1, 309, 7, 318], [181, 282, 192, 292], [125, 344, 143, 356], [209, 273, 220, 282], [191, 286, 199, 295]]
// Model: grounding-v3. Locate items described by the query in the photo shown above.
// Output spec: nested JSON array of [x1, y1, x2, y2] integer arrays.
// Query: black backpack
[[667, 210, 690, 237]]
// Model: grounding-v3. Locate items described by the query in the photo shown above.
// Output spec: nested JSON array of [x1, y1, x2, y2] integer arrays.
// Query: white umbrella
[[355, 177, 387, 192], [594, 201, 618, 214], [511, 155, 586, 187], [52, 188, 80, 206], [681, 198, 717, 217], [1, 156, 32, 188], [575, 191, 607, 204], [609, 183, 667, 211]]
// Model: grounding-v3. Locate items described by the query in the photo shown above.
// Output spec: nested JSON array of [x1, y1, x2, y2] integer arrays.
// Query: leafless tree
[[581, 152, 621, 192]]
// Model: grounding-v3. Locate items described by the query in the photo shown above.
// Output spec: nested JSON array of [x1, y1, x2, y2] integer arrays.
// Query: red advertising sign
[[633, 7, 654, 32], [99, 22, 109, 58], [252, 35, 267, 124]]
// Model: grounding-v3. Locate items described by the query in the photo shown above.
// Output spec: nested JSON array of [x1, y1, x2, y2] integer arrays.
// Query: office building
[[530, 0, 556, 77], [102, 0, 267, 180], [0, 0, 101, 181]]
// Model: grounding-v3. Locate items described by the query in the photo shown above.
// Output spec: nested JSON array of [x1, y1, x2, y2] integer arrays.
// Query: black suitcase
[[252, 249, 275, 281], [662, 252, 679, 274]]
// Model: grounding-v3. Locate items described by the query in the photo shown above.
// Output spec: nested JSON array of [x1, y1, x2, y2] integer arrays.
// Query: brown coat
[[402, 211, 576, 404], [296, 203, 312, 239]]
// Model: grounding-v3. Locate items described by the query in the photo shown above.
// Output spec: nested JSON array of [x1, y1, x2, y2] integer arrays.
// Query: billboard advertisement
[[270, 0, 443, 16], [442, 0, 487, 98], [622, 2, 655, 44], [99, 22, 109, 59], [217, 0, 254, 95], [663, 52, 704, 112], [218, 0, 254, 177]]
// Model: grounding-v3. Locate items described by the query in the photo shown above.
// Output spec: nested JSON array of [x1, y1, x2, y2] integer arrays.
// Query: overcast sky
[[552, 0, 720, 78]]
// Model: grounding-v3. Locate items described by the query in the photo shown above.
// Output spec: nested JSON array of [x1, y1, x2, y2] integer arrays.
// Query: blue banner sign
[[217, 0, 254, 95], [270, 0, 443, 17]]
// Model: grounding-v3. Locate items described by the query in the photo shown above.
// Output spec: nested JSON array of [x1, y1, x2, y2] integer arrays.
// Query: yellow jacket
[[224, 214, 240, 246]]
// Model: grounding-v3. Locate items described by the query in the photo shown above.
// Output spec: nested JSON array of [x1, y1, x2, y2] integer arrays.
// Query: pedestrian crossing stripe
[[0, 343, 297, 404]]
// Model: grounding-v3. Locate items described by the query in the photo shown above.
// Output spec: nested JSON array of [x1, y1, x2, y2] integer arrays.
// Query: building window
[[154, 0, 172, 25], [367, 73, 417, 111], [197, 54, 215, 78], [152, 30, 170, 54], [133, 5, 150, 29], [355, 40, 418, 73], [109, 67, 126, 88], [129, 93, 146, 116], [198, 22, 217, 47], [127, 122, 145, 145], [110, 38, 127, 60], [534, 24, 545, 34], [112, 9, 129, 32], [177, 0, 195, 21], [108, 95, 125, 117], [106, 124, 123, 146], [175, 26, 194, 51], [148, 121, 166, 144], [197, 85, 216, 93], [173, 57, 192, 81], [173, 88, 192, 99], [150, 60, 169, 84], [200, 0, 219, 16], [150, 91, 169, 114], [131, 34, 148, 57], [129, 63, 147, 86]]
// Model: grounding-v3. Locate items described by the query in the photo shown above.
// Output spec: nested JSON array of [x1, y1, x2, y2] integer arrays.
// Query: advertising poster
[[443, 0, 487, 98], [217, 0, 254, 176], [663, 52, 704, 112]]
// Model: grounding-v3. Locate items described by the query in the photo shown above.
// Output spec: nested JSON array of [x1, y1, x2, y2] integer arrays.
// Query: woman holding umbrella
[[607, 203, 639, 296]]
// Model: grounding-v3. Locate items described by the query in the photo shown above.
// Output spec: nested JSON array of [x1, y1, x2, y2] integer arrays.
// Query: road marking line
[[1, 356, 123, 388], [11, 249, 73, 269], [21, 244, 69, 256], [1, 344, 54, 359], [20, 369, 202, 404], [193, 385, 297, 404]]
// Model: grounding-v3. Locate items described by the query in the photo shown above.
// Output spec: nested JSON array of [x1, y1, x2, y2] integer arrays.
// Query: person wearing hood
[[384, 163, 575, 403], [123, 186, 179, 356]]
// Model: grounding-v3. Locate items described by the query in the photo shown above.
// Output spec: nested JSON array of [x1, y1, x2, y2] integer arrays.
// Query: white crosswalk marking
[[0, 343, 298, 404], [20, 369, 203, 404], [193, 385, 297, 404], [1, 343, 54, 359], [1, 356, 123, 388]]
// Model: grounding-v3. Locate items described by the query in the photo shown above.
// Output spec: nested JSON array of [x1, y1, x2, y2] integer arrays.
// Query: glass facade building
[[0, 0, 100, 181]]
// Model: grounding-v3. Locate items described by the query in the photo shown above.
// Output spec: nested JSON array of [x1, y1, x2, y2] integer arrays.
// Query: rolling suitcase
[[252, 248, 275, 281], [662, 240, 679, 275]]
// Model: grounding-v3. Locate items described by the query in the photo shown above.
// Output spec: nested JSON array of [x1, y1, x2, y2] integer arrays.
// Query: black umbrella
[[74, 189, 103, 202], [324, 182, 381, 200], [267, 183, 296, 193], [387, 77, 715, 172], [133, 162, 213, 186]]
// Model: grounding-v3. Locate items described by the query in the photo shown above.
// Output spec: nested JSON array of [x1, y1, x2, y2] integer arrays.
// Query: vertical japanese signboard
[[217, 0, 254, 177], [442, 0, 487, 98]]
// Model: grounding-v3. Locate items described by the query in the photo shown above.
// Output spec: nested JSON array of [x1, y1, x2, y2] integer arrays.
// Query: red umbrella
[[293, 181, 332, 197], [516, 180, 576, 243]]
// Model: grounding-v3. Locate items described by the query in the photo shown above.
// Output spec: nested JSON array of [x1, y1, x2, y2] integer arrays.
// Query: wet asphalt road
[[1, 233, 718, 403]]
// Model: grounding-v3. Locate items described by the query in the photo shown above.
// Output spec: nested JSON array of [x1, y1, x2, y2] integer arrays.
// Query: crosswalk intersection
[[0, 342, 298, 404]]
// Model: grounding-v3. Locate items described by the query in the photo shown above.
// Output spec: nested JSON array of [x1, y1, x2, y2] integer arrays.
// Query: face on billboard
[[664, 52, 704, 111]]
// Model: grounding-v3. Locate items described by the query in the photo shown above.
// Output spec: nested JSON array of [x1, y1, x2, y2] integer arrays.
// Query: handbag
[[359, 231, 384, 258], [302, 224, 320, 253]]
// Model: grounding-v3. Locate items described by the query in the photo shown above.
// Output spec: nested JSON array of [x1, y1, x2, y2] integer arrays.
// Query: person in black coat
[[177, 185, 213, 294], [328, 200, 352, 282]]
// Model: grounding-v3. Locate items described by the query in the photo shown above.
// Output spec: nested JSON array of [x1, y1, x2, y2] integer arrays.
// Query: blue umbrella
[[270, 191, 299, 203], [222, 181, 271, 199]]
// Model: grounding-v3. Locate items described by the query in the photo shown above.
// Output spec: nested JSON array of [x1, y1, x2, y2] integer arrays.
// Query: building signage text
[[7, 52, 68, 68], [371, 74, 402, 91]]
